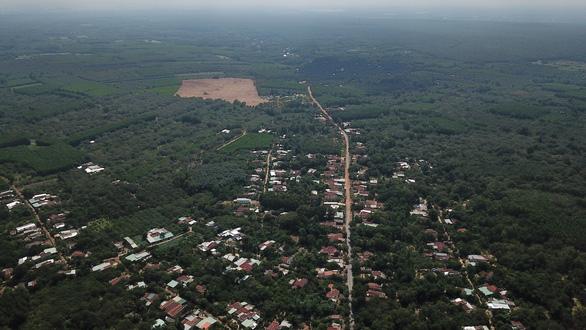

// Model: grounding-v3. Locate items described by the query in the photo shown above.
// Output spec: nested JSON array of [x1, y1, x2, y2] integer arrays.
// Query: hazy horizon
[[3, 0, 586, 10], [2, 0, 586, 24]]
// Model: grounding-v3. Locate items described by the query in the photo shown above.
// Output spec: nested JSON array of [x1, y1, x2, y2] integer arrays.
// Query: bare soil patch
[[175, 78, 266, 106]]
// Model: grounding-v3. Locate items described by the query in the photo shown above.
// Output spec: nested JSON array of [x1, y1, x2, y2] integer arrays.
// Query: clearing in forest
[[175, 78, 266, 106]]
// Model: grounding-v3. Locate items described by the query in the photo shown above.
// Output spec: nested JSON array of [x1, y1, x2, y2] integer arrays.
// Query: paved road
[[308, 86, 355, 330]]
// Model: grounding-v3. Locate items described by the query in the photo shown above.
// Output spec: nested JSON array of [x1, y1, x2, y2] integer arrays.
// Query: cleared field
[[175, 78, 266, 106]]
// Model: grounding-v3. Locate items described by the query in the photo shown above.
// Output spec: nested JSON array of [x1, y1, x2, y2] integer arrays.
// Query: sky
[[2, 0, 586, 10]]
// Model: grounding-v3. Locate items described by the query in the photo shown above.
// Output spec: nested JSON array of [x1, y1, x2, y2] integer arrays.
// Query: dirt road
[[308, 86, 355, 330], [216, 129, 247, 151]]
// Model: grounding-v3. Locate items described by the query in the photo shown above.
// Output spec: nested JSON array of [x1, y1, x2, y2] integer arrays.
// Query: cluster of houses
[[342, 122, 360, 136], [5, 199, 76, 283], [29, 193, 59, 208], [265, 143, 297, 193], [227, 301, 262, 329], [413, 201, 522, 327], [156, 295, 219, 329], [10, 222, 47, 249], [319, 154, 346, 232], [1, 189, 22, 211]]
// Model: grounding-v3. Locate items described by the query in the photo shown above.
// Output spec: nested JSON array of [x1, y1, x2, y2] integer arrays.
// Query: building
[[124, 236, 139, 249], [125, 251, 151, 262], [146, 228, 174, 244]]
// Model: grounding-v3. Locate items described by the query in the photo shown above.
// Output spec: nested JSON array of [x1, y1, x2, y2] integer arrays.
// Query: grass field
[[63, 81, 118, 96], [109, 208, 181, 239], [221, 133, 273, 152]]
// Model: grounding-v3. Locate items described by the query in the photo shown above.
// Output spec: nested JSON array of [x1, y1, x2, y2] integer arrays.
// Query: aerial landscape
[[0, 0, 585, 329]]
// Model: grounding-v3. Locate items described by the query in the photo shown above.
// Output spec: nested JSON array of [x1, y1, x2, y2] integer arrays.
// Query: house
[[227, 302, 261, 329], [327, 233, 345, 242], [146, 228, 174, 244], [467, 255, 489, 263], [233, 258, 261, 272], [152, 319, 166, 328], [78, 162, 105, 174], [196, 285, 207, 295], [234, 198, 252, 205], [511, 321, 527, 330], [487, 298, 514, 310], [433, 252, 450, 261], [56, 229, 78, 240], [28, 193, 59, 208], [258, 240, 275, 251], [47, 212, 67, 225], [15, 223, 37, 234], [326, 284, 340, 302], [126, 281, 146, 290], [410, 199, 428, 217], [6, 200, 22, 210], [319, 246, 339, 257], [366, 289, 387, 299], [358, 209, 372, 220], [218, 227, 243, 240], [177, 274, 194, 286], [178, 216, 197, 225], [290, 278, 308, 289], [198, 241, 220, 252], [142, 292, 159, 306], [160, 296, 187, 318], [92, 259, 118, 272], [125, 251, 151, 262], [1, 268, 14, 280], [328, 323, 343, 330], [478, 285, 498, 297], [110, 274, 130, 286], [427, 242, 447, 252], [124, 236, 139, 249], [35, 259, 54, 269], [266, 321, 280, 330], [452, 298, 475, 312], [167, 265, 184, 274], [370, 270, 387, 280], [182, 310, 218, 330]]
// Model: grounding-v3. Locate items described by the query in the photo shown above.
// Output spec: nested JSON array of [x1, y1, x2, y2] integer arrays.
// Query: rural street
[[263, 148, 273, 193], [9, 181, 67, 265], [308, 86, 355, 330]]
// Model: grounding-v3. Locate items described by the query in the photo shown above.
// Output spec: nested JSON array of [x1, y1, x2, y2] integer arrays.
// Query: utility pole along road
[[308, 86, 355, 330]]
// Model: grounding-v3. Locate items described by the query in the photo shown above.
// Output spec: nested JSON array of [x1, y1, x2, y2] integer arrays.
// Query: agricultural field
[[176, 78, 267, 106]]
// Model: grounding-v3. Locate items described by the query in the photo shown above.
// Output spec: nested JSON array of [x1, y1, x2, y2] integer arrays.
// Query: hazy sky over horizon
[[3, 0, 586, 10]]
